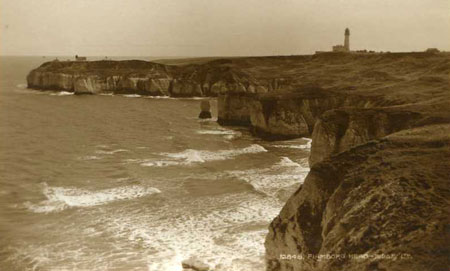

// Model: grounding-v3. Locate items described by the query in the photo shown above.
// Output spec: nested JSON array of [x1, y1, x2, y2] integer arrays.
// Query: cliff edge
[[211, 53, 450, 271], [27, 53, 450, 270], [266, 124, 450, 271]]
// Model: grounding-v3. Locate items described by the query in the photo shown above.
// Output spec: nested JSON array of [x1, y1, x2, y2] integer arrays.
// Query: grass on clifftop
[[34, 52, 450, 107]]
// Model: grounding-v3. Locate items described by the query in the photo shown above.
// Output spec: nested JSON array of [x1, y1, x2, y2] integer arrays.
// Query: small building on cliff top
[[75, 55, 87, 61], [316, 28, 355, 54], [332, 28, 350, 52]]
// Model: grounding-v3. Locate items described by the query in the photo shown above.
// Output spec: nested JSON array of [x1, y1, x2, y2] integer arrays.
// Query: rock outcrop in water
[[182, 257, 210, 271], [198, 100, 212, 119], [27, 53, 450, 270]]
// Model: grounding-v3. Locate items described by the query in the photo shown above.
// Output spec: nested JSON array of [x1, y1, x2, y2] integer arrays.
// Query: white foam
[[50, 91, 74, 96], [122, 94, 142, 98], [78, 155, 102, 160], [272, 137, 312, 150], [102, 193, 280, 271], [143, 96, 212, 101], [139, 144, 267, 167], [275, 157, 302, 167], [140, 160, 182, 167], [16, 83, 28, 89], [225, 157, 309, 196], [196, 129, 240, 136], [145, 95, 171, 99], [224, 134, 236, 140], [25, 183, 161, 213], [185, 97, 205, 100], [95, 149, 129, 155], [197, 117, 218, 123]]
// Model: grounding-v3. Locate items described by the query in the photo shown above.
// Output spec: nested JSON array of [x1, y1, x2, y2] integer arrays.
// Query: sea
[[0, 56, 310, 271]]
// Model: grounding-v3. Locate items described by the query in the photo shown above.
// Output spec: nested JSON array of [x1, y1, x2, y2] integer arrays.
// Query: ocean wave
[[272, 137, 312, 149], [138, 144, 267, 167], [196, 129, 240, 136], [122, 94, 142, 98], [95, 149, 129, 155], [197, 117, 218, 123], [144, 95, 171, 99], [16, 83, 28, 89], [78, 155, 102, 161], [225, 157, 309, 196], [143, 96, 211, 101], [25, 183, 161, 213], [49, 91, 74, 96], [78, 148, 129, 160], [275, 156, 302, 168], [105, 193, 281, 271]]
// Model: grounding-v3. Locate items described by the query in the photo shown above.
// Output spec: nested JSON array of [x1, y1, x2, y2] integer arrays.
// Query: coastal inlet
[[0, 56, 311, 271]]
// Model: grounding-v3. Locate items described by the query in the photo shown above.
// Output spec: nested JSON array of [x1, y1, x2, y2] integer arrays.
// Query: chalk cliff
[[266, 124, 450, 271], [27, 61, 174, 95], [27, 53, 450, 270], [27, 58, 262, 97], [212, 53, 450, 271]]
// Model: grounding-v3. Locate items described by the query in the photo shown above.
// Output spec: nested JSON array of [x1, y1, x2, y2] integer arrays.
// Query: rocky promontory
[[213, 53, 449, 271], [27, 53, 450, 270], [266, 124, 450, 271], [27, 58, 258, 96]]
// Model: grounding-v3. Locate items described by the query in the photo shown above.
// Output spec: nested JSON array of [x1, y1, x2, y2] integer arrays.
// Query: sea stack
[[198, 100, 212, 119]]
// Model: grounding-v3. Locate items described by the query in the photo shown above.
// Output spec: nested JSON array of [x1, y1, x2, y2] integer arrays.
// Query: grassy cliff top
[[33, 52, 450, 105]]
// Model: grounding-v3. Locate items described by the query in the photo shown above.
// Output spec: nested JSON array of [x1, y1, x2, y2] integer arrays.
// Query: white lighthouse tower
[[344, 28, 350, 51]]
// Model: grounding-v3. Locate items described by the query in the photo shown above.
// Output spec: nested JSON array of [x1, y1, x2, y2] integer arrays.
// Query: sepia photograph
[[0, 0, 449, 270]]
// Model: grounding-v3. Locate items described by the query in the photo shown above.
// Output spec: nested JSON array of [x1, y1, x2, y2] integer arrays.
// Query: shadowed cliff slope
[[266, 124, 450, 271]]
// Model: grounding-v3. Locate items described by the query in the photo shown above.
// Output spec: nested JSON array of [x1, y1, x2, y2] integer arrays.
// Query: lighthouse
[[329, 28, 353, 53], [344, 28, 350, 51]]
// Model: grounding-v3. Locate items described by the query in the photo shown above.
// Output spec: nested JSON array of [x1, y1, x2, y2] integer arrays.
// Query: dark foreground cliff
[[266, 124, 450, 271], [27, 53, 450, 270], [211, 53, 450, 271]]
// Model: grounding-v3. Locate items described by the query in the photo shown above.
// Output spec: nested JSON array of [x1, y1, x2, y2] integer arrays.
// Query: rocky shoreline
[[27, 53, 450, 271]]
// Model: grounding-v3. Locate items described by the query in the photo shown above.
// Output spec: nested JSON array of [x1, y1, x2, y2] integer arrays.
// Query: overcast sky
[[0, 0, 449, 56]]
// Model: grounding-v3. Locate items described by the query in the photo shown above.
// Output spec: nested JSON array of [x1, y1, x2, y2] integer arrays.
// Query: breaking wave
[[25, 183, 161, 213], [272, 137, 312, 149], [95, 149, 129, 155], [122, 94, 142, 98], [16, 83, 28, 89], [196, 129, 239, 136], [136, 144, 267, 167], [225, 157, 309, 196], [49, 91, 74, 96]]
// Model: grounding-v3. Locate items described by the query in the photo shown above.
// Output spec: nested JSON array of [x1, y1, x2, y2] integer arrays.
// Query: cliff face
[[265, 124, 450, 271], [27, 70, 176, 96], [27, 54, 450, 270], [27, 59, 267, 97], [210, 53, 450, 270], [260, 98, 450, 271], [246, 90, 389, 140], [308, 108, 428, 166], [249, 54, 450, 271]]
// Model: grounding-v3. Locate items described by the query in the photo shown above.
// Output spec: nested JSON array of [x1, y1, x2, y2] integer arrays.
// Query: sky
[[0, 0, 449, 57]]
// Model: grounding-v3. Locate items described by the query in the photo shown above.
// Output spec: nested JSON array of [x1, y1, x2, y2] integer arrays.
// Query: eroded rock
[[265, 124, 450, 271], [182, 257, 210, 271]]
